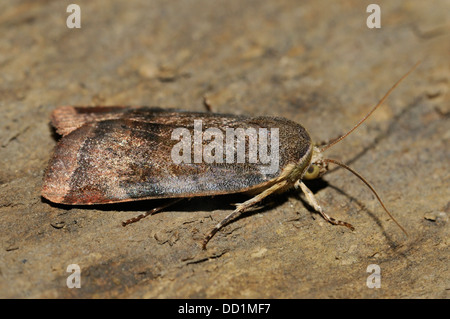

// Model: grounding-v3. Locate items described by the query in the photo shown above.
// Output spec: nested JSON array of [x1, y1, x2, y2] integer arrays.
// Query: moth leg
[[202, 95, 212, 112], [122, 198, 184, 226], [295, 181, 355, 231], [202, 180, 288, 249]]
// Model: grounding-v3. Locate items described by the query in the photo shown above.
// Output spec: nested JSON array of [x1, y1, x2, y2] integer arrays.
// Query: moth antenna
[[320, 61, 421, 153], [323, 158, 408, 237]]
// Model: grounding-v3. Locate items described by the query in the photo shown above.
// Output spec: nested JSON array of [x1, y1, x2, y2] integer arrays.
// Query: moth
[[42, 65, 417, 248]]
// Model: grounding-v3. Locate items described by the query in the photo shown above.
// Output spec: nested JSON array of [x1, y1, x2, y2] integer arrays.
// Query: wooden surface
[[0, 0, 448, 298]]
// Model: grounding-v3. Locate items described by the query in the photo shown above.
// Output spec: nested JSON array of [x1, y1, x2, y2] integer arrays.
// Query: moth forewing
[[42, 109, 312, 205]]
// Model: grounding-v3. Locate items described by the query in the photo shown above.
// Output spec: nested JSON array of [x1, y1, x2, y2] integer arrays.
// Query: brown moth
[[42, 65, 417, 248]]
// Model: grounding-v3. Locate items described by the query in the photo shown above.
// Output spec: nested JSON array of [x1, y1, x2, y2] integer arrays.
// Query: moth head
[[303, 146, 328, 180]]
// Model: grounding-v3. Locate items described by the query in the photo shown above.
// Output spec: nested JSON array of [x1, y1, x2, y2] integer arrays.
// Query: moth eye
[[304, 164, 320, 180]]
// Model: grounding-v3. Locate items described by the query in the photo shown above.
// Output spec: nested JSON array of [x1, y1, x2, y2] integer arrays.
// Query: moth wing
[[42, 115, 311, 205], [50, 106, 236, 136], [50, 106, 166, 136]]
